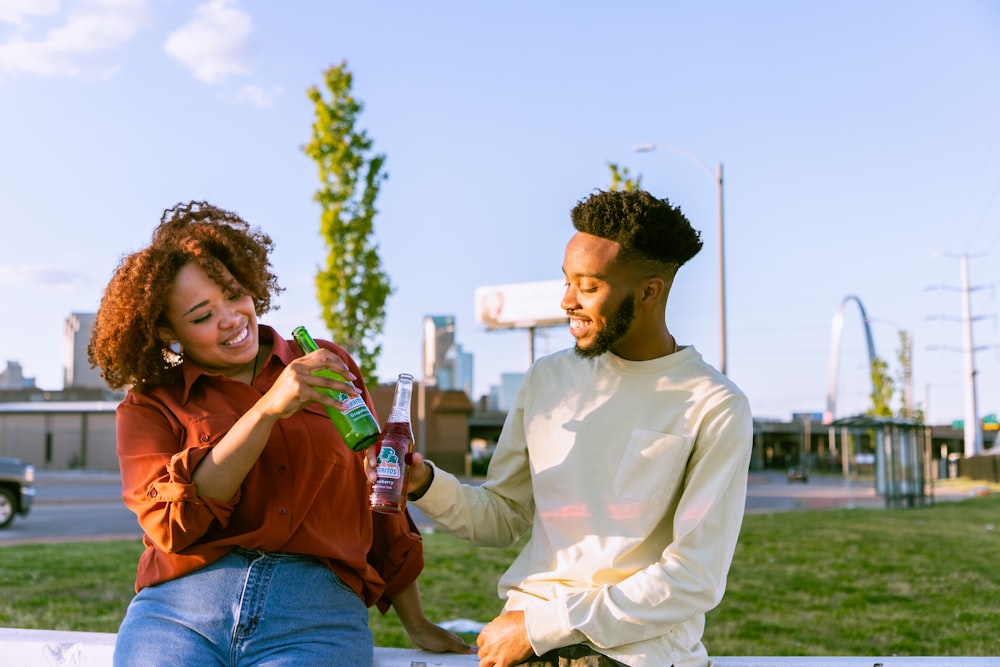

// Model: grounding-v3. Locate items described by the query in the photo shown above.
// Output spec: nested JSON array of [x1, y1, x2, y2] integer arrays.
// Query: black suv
[[0, 456, 35, 529]]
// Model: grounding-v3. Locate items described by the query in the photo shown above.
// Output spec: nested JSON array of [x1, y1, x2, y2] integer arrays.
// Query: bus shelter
[[830, 416, 934, 508]]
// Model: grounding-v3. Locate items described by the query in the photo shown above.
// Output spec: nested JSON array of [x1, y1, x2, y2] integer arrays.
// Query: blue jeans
[[114, 548, 373, 667]]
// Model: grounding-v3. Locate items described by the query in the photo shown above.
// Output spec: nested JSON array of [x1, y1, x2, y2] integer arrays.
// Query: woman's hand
[[403, 617, 477, 655], [407, 621, 477, 654], [255, 349, 362, 421], [392, 581, 477, 655]]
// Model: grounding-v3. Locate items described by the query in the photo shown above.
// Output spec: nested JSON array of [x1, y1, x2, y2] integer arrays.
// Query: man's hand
[[476, 610, 534, 667], [404, 451, 433, 499]]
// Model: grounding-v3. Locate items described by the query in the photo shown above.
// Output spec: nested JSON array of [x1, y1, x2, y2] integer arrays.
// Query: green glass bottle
[[291, 326, 380, 451]]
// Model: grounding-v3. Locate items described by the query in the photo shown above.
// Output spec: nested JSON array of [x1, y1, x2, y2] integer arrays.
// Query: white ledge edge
[[0, 628, 996, 666]]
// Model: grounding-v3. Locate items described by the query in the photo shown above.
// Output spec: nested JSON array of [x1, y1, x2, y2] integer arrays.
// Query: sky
[[1, 0, 999, 426]]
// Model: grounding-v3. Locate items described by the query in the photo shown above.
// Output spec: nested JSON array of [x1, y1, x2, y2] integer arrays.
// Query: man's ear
[[639, 277, 665, 304]]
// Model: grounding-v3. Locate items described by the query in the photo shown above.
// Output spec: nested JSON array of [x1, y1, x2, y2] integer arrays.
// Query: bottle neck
[[388, 377, 413, 423]]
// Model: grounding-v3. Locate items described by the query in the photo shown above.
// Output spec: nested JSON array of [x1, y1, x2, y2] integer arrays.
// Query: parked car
[[787, 465, 809, 483], [0, 457, 35, 529]]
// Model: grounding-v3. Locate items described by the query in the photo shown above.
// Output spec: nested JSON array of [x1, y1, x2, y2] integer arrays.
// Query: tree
[[866, 332, 925, 422], [607, 162, 642, 191], [867, 356, 895, 418], [896, 330, 915, 420], [895, 330, 924, 423], [303, 61, 392, 382]]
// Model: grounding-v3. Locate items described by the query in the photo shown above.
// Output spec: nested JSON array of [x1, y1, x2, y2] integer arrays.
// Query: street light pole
[[634, 143, 727, 375]]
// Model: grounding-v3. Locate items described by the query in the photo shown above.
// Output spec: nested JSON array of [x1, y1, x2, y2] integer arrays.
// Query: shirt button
[[278, 507, 287, 515], [200, 434, 210, 443], [148, 488, 158, 498], [278, 466, 288, 475]]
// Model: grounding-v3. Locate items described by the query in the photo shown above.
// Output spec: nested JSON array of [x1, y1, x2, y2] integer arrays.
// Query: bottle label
[[339, 394, 368, 415], [375, 446, 402, 479]]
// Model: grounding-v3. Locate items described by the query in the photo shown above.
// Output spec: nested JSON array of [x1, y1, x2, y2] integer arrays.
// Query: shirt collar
[[176, 324, 298, 404]]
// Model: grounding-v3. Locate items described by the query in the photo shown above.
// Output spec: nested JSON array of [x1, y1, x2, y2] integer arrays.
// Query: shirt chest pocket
[[298, 404, 357, 465], [612, 429, 695, 505], [184, 415, 237, 449]]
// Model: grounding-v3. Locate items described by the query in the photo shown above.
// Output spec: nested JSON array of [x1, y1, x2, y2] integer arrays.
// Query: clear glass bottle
[[369, 373, 415, 514], [291, 326, 380, 451]]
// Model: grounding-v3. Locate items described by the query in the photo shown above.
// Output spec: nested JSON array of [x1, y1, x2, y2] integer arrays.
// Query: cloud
[[0, 0, 60, 27], [164, 0, 252, 84], [0, 265, 90, 288], [234, 83, 283, 108], [0, 0, 151, 79], [0, 0, 150, 78]]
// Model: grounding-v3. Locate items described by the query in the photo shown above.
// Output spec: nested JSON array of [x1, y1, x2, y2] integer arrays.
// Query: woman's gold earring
[[163, 341, 183, 367]]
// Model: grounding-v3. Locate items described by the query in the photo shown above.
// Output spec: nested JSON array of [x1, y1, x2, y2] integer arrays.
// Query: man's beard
[[573, 294, 635, 359]]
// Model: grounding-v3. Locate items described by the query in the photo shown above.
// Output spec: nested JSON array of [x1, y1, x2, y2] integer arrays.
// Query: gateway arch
[[825, 295, 878, 423]]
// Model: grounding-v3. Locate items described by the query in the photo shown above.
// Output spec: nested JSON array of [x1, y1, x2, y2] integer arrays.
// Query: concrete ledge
[[1, 628, 115, 666], [1, 628, 996, 666]]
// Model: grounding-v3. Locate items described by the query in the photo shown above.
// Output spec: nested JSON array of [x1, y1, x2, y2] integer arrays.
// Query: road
[[0, 469, 981, 546], [0, 470, 438, 547], [0, 471, 140, 546], [745, 471, 886, 513]]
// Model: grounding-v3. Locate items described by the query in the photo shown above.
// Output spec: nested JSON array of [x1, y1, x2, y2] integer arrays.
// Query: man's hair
[[570, 189, 703, 269]]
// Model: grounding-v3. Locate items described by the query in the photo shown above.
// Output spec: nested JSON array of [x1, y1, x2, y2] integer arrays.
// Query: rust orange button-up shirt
[[116, 325, 422, 612]]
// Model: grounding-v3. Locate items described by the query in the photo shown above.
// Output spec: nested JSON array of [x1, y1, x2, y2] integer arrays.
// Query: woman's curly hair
[[570, 189, 703, 270], [88, 201, 282, 392]]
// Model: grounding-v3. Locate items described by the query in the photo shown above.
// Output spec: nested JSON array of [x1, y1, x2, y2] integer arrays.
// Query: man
[[407, 189, 752, 667]]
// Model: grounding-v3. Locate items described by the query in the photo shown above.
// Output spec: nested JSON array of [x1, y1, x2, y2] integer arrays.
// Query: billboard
[[475, 279, 568, 330]]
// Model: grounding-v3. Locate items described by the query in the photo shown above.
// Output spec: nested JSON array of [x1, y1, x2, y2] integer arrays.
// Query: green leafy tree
[[607, 162, 642, 191], [867, 332, 924, 422], [867, 357, 895, 418], [895, 330, 924, 422], [303, 61, 391, 382]]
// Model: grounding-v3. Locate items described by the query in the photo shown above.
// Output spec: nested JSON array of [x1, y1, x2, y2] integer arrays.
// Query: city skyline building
[[63, 313, 105, 390], [0, 361, 34, 390], [422, 315, 473, 395]]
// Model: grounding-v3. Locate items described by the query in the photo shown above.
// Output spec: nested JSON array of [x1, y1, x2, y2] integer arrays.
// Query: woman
[[88, 201, 472, 666]]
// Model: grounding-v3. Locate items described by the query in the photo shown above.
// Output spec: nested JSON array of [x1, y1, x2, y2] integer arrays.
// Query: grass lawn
[[710, 493, 1000, 656], [1, 493, 998, 656]]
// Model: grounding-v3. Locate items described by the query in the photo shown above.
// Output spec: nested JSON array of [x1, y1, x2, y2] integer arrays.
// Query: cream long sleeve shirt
[[414, 345, 753, 667]]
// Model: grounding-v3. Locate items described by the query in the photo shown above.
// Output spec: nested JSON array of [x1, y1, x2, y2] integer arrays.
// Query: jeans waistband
[[234, 547, 317, 560]]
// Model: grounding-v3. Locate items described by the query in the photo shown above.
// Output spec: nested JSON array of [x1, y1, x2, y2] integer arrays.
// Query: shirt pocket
[[184, 414, 238, 450], [299, 403, 357, 465], [612, 429, 695, 505]]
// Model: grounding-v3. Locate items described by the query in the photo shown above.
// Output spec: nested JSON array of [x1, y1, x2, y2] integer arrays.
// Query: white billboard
[[475, 279, 569, 331]]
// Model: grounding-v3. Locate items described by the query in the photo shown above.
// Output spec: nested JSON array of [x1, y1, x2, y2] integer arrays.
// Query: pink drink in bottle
[[370, 373, 415, 514]]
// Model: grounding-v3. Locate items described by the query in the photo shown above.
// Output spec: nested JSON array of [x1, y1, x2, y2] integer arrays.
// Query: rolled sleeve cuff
[[149, 446, 238, 525], [412, 463, 459, 513]]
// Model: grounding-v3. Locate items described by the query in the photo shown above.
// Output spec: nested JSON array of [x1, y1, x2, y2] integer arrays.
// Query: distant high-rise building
[[451, 344, 474, 396], [0, 361, 34, 390], [497, 372, 525, 412], [64, 313, 105, 389], [485, 373, 526, 412], [422, 315, 473, 394]]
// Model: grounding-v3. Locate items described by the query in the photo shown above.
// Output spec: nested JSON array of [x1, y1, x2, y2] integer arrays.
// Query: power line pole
[[958, 254, 983, 456], [928, 253, 993, 457]]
